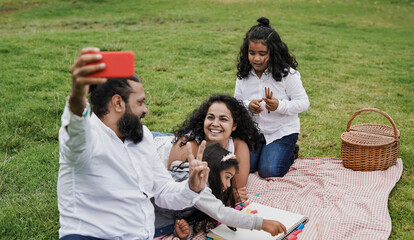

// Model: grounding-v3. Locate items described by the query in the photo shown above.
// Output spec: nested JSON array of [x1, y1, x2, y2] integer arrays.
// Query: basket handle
[[346, 108, 399, 139]]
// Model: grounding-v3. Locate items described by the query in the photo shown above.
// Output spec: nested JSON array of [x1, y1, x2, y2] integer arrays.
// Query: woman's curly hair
[[172, 94, 261, 152], [237, 17, 298, 82]]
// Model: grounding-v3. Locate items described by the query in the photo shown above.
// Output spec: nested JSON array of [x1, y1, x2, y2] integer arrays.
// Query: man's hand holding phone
[[70, 48, 135, 116], [70, 47, 107, 116]]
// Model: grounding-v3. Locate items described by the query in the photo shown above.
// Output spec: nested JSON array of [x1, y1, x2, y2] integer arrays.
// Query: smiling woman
[[203, 102, 237, 147], [167, 94, 261, 199]]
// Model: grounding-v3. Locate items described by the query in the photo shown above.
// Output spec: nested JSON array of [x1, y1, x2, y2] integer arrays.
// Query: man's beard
[[117, 107, 144, 144]]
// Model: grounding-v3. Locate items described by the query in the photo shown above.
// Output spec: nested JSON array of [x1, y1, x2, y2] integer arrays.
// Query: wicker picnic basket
[[340, 108, 400, 171]]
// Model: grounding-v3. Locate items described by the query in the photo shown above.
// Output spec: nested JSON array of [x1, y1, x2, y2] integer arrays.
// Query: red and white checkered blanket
[[191, 157, 403, 240]]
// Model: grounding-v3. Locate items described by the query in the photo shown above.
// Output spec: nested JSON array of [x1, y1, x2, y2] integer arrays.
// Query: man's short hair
[[89, 74, 141, 118]]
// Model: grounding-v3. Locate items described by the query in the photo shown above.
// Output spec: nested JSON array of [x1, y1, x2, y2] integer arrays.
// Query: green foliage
[[0, 0, 413, 239]]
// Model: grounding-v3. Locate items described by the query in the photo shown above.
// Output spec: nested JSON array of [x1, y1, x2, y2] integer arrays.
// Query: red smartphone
[[87, 51, 135, 78]]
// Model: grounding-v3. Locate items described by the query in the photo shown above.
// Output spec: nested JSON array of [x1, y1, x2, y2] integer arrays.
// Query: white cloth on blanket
[[153, 136, 175, 167]]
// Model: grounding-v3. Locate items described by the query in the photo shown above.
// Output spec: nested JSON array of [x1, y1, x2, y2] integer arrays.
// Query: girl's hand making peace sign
[[262, 87, 279, 113]]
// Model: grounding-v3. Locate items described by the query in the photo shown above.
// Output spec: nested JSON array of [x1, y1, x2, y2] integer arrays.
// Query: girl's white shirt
[[234, 68, 309, 145], [194, 185, 263, 231]]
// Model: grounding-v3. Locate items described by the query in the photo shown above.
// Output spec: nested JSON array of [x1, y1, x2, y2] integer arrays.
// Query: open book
[[207, 202, 308, 240]]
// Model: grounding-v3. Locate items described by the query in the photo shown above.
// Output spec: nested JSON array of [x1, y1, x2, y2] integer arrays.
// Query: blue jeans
[[60, 235, 104, 240], [250, 133, 298, 178]]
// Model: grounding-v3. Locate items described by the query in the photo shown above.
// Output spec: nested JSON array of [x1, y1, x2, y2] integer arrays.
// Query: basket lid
[[350, 124, 401, 138], [341, 131, 397, 147]]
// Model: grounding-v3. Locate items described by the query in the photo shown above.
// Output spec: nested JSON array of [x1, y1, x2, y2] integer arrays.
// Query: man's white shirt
[[58, 101, 201, 240]]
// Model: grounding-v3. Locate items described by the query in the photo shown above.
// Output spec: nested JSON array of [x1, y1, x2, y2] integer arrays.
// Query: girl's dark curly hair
[[185, 143, 239, 233], [172, 94, 261, 152], [237, 17, 298, 82]]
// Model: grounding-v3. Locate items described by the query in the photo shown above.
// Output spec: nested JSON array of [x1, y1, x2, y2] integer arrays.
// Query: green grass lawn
[[0, 0, 413, 239]]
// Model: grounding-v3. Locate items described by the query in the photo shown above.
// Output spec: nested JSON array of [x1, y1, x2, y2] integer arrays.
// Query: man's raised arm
[[69, 47, 107, 116]]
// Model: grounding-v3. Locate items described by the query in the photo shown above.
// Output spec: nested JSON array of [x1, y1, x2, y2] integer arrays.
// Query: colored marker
[[297, 223, 305, 230], [286, 235, 297, 240], [293, 229, 302, 235]]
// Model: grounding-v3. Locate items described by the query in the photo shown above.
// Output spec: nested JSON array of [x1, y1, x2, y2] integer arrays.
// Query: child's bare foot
[[175, 219, 190, 239]]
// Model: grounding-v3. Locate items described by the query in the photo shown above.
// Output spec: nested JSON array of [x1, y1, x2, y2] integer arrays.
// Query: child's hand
[[262, 87, 279, 112], [262, 219, 287, 236], [175, 219, 191, 239], [249, 99, 264, 114]]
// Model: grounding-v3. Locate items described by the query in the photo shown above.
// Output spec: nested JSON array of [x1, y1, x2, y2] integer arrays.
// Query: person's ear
[[112, 94, 124, 113], [232, 123, 237, 132]]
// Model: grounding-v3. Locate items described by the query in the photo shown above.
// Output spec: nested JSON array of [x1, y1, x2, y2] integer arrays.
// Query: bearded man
[[57, 47, 209, 240]]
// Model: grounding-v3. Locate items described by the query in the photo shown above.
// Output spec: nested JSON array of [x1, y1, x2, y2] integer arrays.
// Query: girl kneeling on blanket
[[154, 143, 286, 239], [234, 17, 310, 178]]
